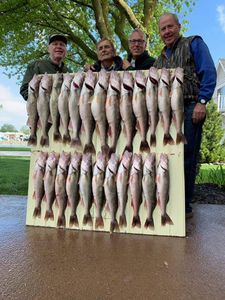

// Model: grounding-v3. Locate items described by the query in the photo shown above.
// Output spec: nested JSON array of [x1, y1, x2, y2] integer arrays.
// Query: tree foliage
[[0, 0, 195, 79], [20, 125, 30, 135], [0, 123, 18, 132], [200, 101, 225, 163]]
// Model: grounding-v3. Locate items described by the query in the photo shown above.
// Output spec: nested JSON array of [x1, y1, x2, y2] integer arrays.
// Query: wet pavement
[[0, 196, 225, 300]]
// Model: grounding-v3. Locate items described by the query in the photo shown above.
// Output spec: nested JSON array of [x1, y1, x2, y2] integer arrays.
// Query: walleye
[[142, 153, 157, 228], [44, 151, 59, 221], [27, 74, 40, 145], [146, 67, 159, 147], [49, 72, 63, 142], [92, 152, 107, 229], [132, 70, 150, 152], [33, 151, 48, 218], [117, 150, 133, 227], [79, 70, 96, 154], [91, 69, 109, 154], [120, 71, 135, 153], [55, 151, 71, 227], [158, 68, 174, 146], [66, 152, 82, 227], [37, 73, 52, 146], [106, 71, 121, 153], [156, 153, 173, 226], [104, 153, 119, 233], [79, 153, 93, 225], [58, 73, 73, 143], [129, 153, 142, 227], [171, 67, 186, 144], [69, 72, 85, 147]]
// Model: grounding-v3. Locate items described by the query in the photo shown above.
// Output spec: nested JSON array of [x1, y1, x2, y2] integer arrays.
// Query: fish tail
[[84, 143, 96, 154], [44, 210, 54, 221], [28, 135, 37, 146], [95, 216, 104, 229], [57, 215, 66, 227], [83, 213, 93, 226], [161, 213, 173, 226], [144, 218, 154, 229], [150, 134, 156, 147], [33, 207, 41, 218], [123, 144, 133, 154], [53, 131, 62, 142], [132, 215, 141, 228], [62, 134, 71, 144], [70, 137, 82, 147], [163, 133, 174, 146], [176, 133, 187, 145], [101, 144, 110, 156], [110, 219, 119, 234], [140, 140, 150, 153], [40, 135, 49, 147], [119, 214, 127, 228], [69, 214, 79, 227]]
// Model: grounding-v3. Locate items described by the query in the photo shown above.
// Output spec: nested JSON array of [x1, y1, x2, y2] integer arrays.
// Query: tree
[[0, 123, 18, 132], [0, 0, 195, 78], [20, 125, 30, 135], [200, 101, 225, 163]]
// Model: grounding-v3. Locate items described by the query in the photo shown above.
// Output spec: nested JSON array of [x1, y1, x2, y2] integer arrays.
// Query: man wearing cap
[[20, 34, 71, 100]]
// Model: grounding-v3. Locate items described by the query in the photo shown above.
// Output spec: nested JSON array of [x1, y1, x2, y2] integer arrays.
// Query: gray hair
[[129, 28, 147, 42], [159, 12, 180, 26]]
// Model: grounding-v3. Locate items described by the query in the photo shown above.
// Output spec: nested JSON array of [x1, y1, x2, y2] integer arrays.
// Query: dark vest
[[154, 36, 201, 104]]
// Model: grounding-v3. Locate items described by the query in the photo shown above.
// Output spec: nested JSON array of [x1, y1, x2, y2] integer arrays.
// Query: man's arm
[[20, 62, 37, 101]]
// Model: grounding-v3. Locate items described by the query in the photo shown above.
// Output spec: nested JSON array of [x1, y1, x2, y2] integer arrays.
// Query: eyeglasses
[[129, 39, 145, 45]]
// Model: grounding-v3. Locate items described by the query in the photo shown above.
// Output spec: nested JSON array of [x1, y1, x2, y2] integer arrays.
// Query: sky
[[0, 0, 225, 130]]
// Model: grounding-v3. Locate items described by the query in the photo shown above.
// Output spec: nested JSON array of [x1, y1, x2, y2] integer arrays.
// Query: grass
[[196, 163, 225, 187], [0, 147, 31, 151], [0, 156, 30, 195]]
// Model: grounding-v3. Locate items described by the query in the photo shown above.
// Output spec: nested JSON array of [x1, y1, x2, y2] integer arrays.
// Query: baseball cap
[[49, 34, 67, 45]]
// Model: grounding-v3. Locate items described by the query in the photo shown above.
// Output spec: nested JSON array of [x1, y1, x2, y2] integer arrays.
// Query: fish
[[142, 153, 157, 228], [79, 152, 93, 225], [156, 153, 173, 226], [91, 69, 109, 154], [158, 68, 174, 146], [129, 153, 142, 227], [37, 73, 52, 146], [58, 73, 73, 143], [116, 150, 133, 227], [170, 67, 186, 144], [32, 151, 48, 218], [92, 151, 107, 229], [44, 151, 59, 221], [68, 72, 85, 147], [146, 67, 159, 147], [106, 71, 121, 153], [79, 70, 96, 154], [66, 152, 82, 227], [26, 74, 40, 145], [55, 151, 71, 227], [49, 72, 63, 142], [120, 71, 135, 153], [104, 153, 119, 233], [132, 70, 150, 152]]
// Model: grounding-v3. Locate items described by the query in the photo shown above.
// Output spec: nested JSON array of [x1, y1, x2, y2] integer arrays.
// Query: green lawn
[[196, 163, 225, 187]]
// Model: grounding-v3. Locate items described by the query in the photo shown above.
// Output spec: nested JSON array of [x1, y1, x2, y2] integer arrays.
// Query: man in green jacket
[[123, 29, 155, 70], [20, 34, 71, 100]]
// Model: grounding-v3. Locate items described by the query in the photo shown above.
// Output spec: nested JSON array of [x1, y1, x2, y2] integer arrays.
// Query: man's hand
[[122, 59, 131, 70], [192, 102, 206, 124]]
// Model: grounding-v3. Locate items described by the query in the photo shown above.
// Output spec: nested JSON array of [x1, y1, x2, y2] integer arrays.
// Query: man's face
[[128, 31, 146, 59], [159, 15, 181, 48], [97, 40, 115, 62], [48, 40, 67, 63]]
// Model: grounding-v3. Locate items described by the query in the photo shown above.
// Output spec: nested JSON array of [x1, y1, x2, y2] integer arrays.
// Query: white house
[[214, 59, 225, 128]]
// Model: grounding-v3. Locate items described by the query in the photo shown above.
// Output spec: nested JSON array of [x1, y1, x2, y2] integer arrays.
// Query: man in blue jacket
[[154, 12, 217, 218]]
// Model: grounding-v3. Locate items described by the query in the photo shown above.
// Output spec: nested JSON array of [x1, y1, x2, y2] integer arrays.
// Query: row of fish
[[27, 67, 186, 153], [32, 150, 173, 233]]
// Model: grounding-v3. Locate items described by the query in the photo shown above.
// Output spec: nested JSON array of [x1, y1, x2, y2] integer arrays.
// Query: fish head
[[40, 73, 52, 92], [37, 151, 48, 167], [159, 153, 169, 170], [29, 74, 41, 92], [71, 152, 82, 169], [149, 67, 159, 85], [121, 150, 132, 169], [81, 153, 92, 172], [52, 72, 63, 88], [98, 69, 110, 90], [109, 71, 121, 93], [85, 70, 96, 90], [95, 151, 107, 171], [175, 67, 184, 84], [72, 72, 85, 89], [46, 151, 59, 169], [144, 153, 156, 171], [135, 70, 146, 89], [63, 73, 73, 90], [122, 71, 134, 91], [160, 68, 170, 87], [132, 153, 142, 170], [59, 151, 71, 169], [108, 153, 119, 173]]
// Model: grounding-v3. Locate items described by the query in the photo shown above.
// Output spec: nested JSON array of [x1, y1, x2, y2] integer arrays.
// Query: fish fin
[[119, 215, 127, 228], [150, 134, 156, 147], [62, 134, 71, 144], [69, 214, 79, 227], [57, 215, 66, 227], [40, 135, 49, 147], [163, 133, 174, 146], [83, 213, 92, 226], [161, 213, 173, 226], [95, 217, 104, 229], [53, 131, 62, 142], [101, 144, 110, 156], [132, 215, 141, 228], [84, 143, 96, 154], [27, 135, 37, 146], [110, 219, 119, 234], [44, 210, 54, 221], [140, 140, 150, 153], [70, 137, 82, 147], [176, 133, 187, 145], [33, 207, 41, 218], [144, 218, 154, 228], [123, 144, 133, 154]]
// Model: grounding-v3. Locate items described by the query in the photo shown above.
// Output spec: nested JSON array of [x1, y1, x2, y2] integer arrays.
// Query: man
[[123, 28, 155, 70], [20, 34, 71, 100], [84, 38, 123, 72], [154, 12, 217, 217]]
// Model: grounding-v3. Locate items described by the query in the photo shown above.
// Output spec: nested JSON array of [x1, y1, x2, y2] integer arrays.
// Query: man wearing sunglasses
[[123, 29, 155, 70]]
